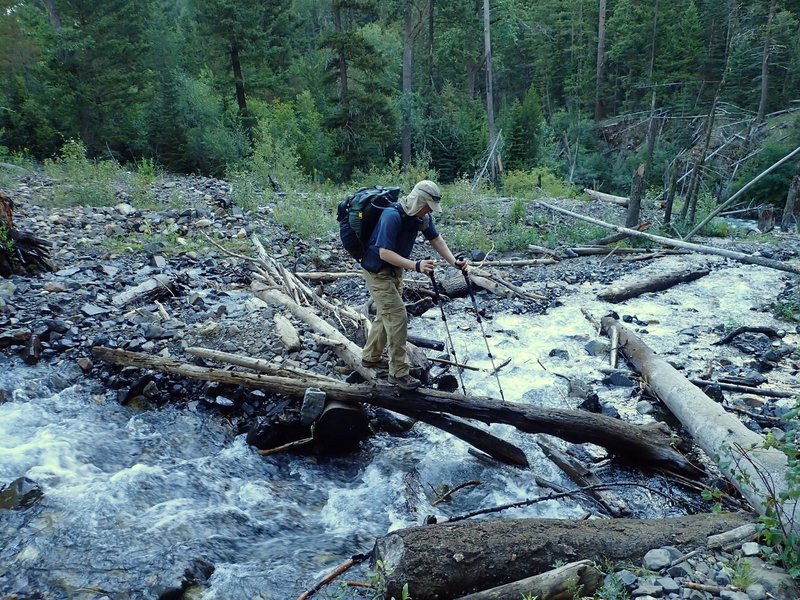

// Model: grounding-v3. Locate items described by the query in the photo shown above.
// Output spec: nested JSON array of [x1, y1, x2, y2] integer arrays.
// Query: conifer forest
[[1, 0, 800, 206]]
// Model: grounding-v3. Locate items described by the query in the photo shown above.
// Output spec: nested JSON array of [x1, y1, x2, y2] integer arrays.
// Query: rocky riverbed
[[1, 172, 799, 599]]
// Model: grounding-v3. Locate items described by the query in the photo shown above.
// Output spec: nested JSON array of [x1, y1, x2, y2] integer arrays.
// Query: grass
[[774, 287, 800, 322]]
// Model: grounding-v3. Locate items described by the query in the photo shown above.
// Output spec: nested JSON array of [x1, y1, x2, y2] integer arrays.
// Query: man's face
[[414, 204, 433, 217]]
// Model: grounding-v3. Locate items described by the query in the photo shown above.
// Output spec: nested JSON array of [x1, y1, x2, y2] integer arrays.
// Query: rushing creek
[[1, 254, 796, 599]]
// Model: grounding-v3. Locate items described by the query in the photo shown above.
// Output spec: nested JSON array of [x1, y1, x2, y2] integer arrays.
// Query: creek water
[[1, 255, 796, 599]]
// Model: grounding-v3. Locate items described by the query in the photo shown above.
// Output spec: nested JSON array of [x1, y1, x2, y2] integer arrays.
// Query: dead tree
[[781, 174, 799, 232], [91, 347, 700, 475], [372, 513, 747, 599], [601, 316, 799, 536], [597, 268, 711, 303]]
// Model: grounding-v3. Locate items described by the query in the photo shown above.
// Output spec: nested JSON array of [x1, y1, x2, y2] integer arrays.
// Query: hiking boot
[[388, 373, 422, 390], [361, 357, 389, 370]]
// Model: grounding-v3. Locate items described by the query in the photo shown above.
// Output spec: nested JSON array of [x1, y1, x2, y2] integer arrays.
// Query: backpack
[[336, 186, 402, 261]]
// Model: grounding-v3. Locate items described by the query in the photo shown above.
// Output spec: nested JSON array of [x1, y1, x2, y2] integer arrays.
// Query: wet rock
[[548, 348, 569, 360], [0, 477, 43, 509], [605, 371, 635, 387], [584, 339, 608, 356]]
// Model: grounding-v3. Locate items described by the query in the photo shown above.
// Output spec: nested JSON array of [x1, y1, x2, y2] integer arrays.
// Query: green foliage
[[43, 139, 121, 207], [502, 168, 577, 199], [272, 191, 337, 241], [503, 84, 543, 170], [774, 287, 800, 322], [730, 559, 756, 589], [593, 571, 629, 600], [728, 139, 800, 210], [728, 402, 800, 581], [0, 222, 15, 255]]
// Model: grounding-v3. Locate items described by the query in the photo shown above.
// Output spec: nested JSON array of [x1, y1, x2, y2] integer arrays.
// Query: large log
[[91, 347, 700, 474], [597, 268, 711, 303], [601, 317, 800, 534], [536, 201, 800, 275], [372, 513, 748, 599]]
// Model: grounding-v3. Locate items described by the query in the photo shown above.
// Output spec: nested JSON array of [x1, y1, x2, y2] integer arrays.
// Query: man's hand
[[454, 257, 469, 273], [418, 258, 436, 274]]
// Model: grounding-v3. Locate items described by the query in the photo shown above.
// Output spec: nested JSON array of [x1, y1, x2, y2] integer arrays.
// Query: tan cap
[[413, 180, 442, 213]]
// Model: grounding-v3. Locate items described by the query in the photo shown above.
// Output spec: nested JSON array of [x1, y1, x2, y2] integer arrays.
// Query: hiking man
[[360, 180, 467, 390]]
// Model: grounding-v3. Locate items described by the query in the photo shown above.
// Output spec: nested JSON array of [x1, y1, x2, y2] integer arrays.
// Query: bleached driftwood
[[537, 201, 800, 275], [601, 316, 799, 534], [584, 187, 629, 207]]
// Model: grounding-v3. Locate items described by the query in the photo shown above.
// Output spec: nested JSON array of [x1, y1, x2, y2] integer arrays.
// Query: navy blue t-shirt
[[362, 203, 439, 273]]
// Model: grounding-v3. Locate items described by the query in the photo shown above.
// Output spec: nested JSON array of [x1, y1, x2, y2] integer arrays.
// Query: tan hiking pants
[[362, 267, 410, 377]]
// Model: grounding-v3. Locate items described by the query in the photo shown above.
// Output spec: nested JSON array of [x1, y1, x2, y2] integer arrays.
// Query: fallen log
[[597, 268, 711, 303], [690, 378, 795, 399], [372, 513, 748, 599], [537, 201, 800, 276], [713, 325, 783, 345], [91, 347, 701, 475], [455, 559, 603, 600], [584, 188, 629, 207], [111, 274, 176, 308], [536, 437, 630, 517], [601, 316, 800, 534]]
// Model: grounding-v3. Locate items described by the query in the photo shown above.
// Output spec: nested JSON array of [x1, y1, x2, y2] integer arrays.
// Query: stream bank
[[1, 173, 799, 599]]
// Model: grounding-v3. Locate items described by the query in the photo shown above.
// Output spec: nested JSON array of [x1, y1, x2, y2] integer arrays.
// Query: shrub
[[44, 139, 120, 207], [502, 167, 577, 199]]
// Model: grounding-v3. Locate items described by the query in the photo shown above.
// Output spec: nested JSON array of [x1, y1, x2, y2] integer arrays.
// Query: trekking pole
[[427, 264, 468, 396], [460, 264, 506, 402]]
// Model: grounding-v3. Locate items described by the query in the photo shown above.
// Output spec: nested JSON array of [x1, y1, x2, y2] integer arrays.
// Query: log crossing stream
[[1, 254, 797, 598]]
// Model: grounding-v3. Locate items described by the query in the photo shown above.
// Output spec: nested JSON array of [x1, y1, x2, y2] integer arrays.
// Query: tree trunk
[[626, 164, 646, 228], [597, 268, 710, 303], [664, 160, 679, 224], [594, 0, 607, 122], [401, 2, 428, 170], [91, 347, 699, 475], [601, 317, 800, 535], [683, 95, 719, 224], [230, 43, 247, 112], [456, 560, 603, 600], [332, 1, 348, 98], [483, 0, 497, 182], [536, 200, 800, 276], [780, 174, 799, 232], [373, 513, 748, 599], [756, 0, 777, 124]]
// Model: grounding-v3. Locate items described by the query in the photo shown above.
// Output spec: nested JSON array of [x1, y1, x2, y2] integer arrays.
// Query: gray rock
[[714, 567, 732, 586], [720, 591, 749, 600], [637, 400, 654, 414], [616, 569, 639, 590], [300, 388, 326, 425], [740, 542, 760, 557], [668, 562, 693, 579], [633, 583, 663, 597], [643, 548, 673, 571], [81, 303, 109, 316], [584, 339, 609, 356], [656, 577, 680, 594], [745, 583, 766, 600]]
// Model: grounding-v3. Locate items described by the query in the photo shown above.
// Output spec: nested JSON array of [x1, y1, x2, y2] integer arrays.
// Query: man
[[360, 180, 467, 390]]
